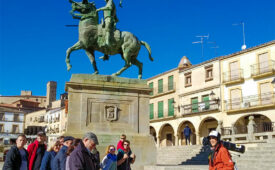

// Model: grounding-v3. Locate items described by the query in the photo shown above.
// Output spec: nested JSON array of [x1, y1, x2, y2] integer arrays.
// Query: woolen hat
[[64, 136, 75, 142]]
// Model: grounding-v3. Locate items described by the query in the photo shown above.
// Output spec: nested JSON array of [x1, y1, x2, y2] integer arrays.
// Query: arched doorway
[[159, 124, 175, 147], [199, 117, 218, 144], [234, 114, 272, 134], [150, 126, 157, 143], [178, 121, 196, 145]]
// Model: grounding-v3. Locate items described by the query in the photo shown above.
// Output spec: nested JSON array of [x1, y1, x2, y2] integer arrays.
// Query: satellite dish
[[241, 44, 247, 50]]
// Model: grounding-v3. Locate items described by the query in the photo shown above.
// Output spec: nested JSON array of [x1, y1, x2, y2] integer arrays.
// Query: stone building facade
[[148, 40, 275, 147]]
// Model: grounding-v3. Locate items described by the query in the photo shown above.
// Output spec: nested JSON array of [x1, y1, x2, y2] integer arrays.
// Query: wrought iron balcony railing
[[150, 83, 176, 96], [251, 60, 275, 77], [254, 122, 275, 133], [182, 100, 220, 115], [224, 92, 275, 112], [222, 69, 244, 84], [0, 118, 24, 122]]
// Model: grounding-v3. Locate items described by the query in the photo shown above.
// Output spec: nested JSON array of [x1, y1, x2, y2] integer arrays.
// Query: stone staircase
[[145, 139, 275, 170], [236, 139, 275, 170]]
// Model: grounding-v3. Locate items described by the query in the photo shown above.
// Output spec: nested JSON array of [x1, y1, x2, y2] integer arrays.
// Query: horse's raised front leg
[[85, 49, 99, 74], [66, 41, 83, 71]]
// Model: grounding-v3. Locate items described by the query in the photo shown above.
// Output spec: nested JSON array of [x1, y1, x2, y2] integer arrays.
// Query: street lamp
[[172, 100, 180, 113]]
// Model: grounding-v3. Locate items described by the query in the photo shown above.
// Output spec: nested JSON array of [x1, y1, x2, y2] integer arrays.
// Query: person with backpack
[[208, 130, 234, 170]]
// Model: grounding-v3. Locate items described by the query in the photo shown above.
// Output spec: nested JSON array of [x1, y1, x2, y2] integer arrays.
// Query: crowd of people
[[3, 132, 136, 170]]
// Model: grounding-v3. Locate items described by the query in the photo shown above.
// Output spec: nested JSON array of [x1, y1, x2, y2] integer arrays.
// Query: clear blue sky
[[0, 0, 275, 98]]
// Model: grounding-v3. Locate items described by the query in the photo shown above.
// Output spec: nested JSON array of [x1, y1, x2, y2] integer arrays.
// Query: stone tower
[[46, 81, 57, 108]]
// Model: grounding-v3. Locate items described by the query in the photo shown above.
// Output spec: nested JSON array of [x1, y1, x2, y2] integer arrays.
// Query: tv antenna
[[208, 41, 219, 57], [192, 34, 209, 58], [233, 21, 246, 50]]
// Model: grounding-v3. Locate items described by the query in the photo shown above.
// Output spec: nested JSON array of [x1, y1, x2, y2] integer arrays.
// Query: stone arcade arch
[[198, 117, 218, 144], [159, 123, 175, 147], [177, 121, 196, 145], [234, 114, 272, 134], [150, 126, 157, 143]]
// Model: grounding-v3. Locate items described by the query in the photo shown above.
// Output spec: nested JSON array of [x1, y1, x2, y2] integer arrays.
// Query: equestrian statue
[[66, 0, 153, 79]]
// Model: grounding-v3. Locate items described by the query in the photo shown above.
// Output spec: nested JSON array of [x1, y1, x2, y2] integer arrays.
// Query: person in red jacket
[[208, 130, 234, 170], [27, 131, 47, 170], [116, 134, 126, 152]]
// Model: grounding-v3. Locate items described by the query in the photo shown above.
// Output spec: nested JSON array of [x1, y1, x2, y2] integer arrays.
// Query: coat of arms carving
[[104, 105, 118, 121]]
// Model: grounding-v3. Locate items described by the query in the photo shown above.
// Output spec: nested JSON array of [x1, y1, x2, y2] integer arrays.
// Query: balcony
[[222, 69, 244, 85], [251, 60, 275, 79], [182, 100, 220, 115], [224, 92, 275, 113], [150, 83, 176, 98], [0, 118, 24, 123]]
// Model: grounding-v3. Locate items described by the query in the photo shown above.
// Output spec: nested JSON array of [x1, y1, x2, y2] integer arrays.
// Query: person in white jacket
[[101, 145, 117, 170]]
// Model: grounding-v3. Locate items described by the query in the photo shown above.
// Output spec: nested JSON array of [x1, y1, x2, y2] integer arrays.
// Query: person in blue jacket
[[183, 124, 192, 145], [52, 136, 74, 170], [40, 140, 61, 170]]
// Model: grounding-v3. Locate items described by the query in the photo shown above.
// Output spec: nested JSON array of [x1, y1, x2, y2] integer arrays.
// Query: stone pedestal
[[65, 74, 156, 170]]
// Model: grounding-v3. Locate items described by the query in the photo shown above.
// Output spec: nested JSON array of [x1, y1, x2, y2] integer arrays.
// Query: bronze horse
[[66, 0, 153, 79]]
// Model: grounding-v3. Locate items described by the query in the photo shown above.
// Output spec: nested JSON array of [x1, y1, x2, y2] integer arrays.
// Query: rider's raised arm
[[96, 4, 112, 12]]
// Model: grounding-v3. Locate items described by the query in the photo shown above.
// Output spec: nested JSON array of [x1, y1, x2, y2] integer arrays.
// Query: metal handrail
[[224, 92, 274, 111], [182, 100, 220, 114], [251, 60, 275, 76], [222, 69, 244, 83]]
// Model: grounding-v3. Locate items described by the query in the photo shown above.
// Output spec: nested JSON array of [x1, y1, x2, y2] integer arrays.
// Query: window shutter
[[168, 98, 174, 116]]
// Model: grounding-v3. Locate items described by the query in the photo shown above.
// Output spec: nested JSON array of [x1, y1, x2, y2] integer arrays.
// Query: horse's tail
[[140, 41, 154, 61]]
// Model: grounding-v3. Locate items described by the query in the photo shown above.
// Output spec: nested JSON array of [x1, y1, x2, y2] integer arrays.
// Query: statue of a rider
[[96, 0, 119, 47]]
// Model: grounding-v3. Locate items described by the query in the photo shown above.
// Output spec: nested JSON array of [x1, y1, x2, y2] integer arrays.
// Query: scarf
[[209, 143, 221, 166], [107, 153, 117, 161]]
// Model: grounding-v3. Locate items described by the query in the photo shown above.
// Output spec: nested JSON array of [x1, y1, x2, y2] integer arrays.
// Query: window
[[258, 52, 269, 74], [12, 125, 19, 133], [0, 124, 4, 132], [191, 97, 198, 113], [185, 72, 192, 87], [168, 98, 174, 116], [158, 101, 164, 118], [149, 103, 154, 119], [205, 65, 213, 81], [0, 113, 4, 121], [229, 61, 240, 81], [158, 79, 163, 93], [202, 95, 210, 110], [149, 82, 154, 96], [168, 75, 174, 91], [230, 88, 242, 110], [259, 82, 273, 105], [14, 114, 19, 122]]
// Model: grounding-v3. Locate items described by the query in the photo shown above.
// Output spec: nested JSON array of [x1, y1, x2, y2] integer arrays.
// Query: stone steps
[[144, 165, 209, 170]]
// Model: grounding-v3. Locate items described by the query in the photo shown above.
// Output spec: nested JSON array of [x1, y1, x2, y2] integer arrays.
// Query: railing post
[[231, 123, 235, 142], [247, 116, 256, 142]]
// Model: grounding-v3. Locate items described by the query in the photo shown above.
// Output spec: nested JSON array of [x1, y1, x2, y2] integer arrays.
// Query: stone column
[[196, 131, 200, 145], [174, 134, 179, 146], [157, 136, 161, 147], [247, 116, 256, 142]]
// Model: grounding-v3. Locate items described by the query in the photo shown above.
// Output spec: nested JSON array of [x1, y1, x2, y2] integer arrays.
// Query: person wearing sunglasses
[[101, 145, 117, 170], [117, 140, 135, 170]]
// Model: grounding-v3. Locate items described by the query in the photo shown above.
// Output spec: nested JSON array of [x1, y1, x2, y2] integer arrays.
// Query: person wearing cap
[[69, 132, 99, 170], [3, 134, 28, 170], [27, 131, 47, 170], [53, 136, 74, 170], [208, 130, 234, 170]]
